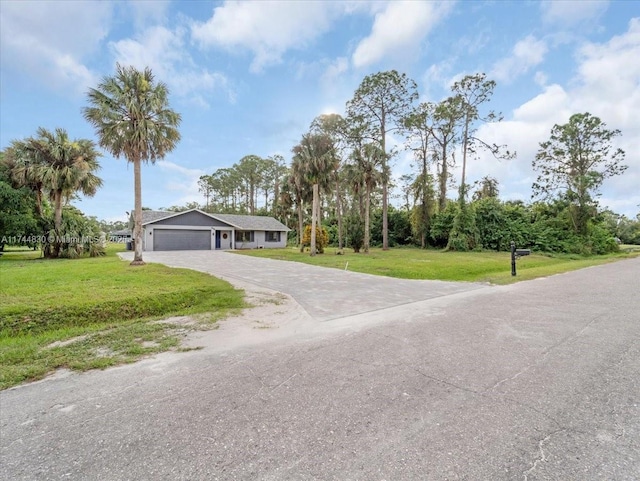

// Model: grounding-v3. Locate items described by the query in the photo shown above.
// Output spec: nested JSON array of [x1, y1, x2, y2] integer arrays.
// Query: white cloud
[[467, 18, 640, 216], [126, 0, 171, 30], [192, 1, 342, 73], [110, 26, 233, 106], [157, 160, 205, 205], [0, 1, 111, 93], [322, 57, 349, 86], [491, 35, 548, 84], [352, 1, 453, 68], [541, 0, 609, 26]]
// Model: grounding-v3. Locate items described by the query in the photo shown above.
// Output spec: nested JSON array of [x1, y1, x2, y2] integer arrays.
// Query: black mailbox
[[510, 242, 531, 276]]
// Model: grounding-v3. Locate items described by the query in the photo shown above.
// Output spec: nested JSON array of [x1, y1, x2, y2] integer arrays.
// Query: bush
[[446, 200, 478, 252], [301, 224, 329, 253], [344, 215, 364, 253]]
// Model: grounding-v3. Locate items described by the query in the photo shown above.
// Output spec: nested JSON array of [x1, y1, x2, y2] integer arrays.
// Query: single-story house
[[136, 209, 289, 251]]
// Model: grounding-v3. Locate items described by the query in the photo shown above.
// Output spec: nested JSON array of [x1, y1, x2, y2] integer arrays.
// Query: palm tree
[[4, 128, 102, 257], [83, 64, 181, 265], [3, 141, 46, 218], [289, 153, 311, 252], [35, 128, 102, 257], [356, 143, 384, 253], [292, 133, 336, 256]]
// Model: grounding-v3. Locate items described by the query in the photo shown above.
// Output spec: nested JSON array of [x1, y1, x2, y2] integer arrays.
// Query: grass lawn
[[234, 245, 640, 284], [0, 244, 245, 390]]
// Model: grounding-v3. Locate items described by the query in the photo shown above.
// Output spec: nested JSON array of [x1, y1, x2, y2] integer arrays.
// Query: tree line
[[1, 66, 634, 260], [192, 71, 631, 254]]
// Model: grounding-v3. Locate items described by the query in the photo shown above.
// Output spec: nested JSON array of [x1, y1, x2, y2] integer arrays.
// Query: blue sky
[[1, 0, 639, 221]]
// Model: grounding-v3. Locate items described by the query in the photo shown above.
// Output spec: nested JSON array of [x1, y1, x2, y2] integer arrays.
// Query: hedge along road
[[1, 253, 639, 480]]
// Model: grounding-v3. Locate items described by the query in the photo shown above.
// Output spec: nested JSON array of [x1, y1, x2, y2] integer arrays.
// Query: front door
[[215, 230, 221, 249]]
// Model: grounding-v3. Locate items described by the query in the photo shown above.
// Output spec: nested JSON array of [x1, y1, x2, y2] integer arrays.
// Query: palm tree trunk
[[310, 183, 318, 256], [51, 190, 63, 258], [132, 158, 145, 265], [297, 197, 304, 253], [364, 181, 371, 254]]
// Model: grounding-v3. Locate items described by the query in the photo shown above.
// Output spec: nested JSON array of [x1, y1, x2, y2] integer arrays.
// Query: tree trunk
[[460, 117, 470, 201], [381, 120, 389, 251], [335, 176, 343, 250], [131, 158, 145, 265], [273, 178, 280, 217], [364, 181, 371, 254], [382, 180, 389, 250], [310, 183, 318, 256], [297, 197, 304, 253], [439, 142, 448, 212], [51, 190, 63, 258]]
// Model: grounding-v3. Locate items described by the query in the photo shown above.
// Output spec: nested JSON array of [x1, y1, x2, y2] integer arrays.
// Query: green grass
[[234, 245, 640, 284], [0, 243, 245, 389]]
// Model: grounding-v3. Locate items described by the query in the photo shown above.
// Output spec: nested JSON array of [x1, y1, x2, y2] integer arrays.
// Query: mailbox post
[[510, 241, 531, 276]]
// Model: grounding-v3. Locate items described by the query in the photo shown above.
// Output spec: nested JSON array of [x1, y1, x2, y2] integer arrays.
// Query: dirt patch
[[46, 335, 90, 349], [178, 282, 316, 352]]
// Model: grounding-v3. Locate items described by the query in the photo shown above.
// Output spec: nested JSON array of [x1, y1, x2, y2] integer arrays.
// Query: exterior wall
[[234, 231, 286, 249], [152, 211, 229, 227], [215, 229, 233, 250]]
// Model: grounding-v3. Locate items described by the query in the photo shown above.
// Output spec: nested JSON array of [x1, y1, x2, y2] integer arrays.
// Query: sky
[[1, 0, 639, 222]]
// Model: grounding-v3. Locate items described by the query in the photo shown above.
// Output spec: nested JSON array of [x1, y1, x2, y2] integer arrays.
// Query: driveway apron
[[120, 250, 486, 321]]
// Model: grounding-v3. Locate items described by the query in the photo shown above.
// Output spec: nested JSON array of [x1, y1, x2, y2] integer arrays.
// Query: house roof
[[211, 213, 289, 231], [141, 210, 175, 224], [141, 209, 289, 231]]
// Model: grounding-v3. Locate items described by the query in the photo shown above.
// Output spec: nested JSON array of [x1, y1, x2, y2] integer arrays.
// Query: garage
[[139, 209, 289, 251], [152, 229, 211, 251]]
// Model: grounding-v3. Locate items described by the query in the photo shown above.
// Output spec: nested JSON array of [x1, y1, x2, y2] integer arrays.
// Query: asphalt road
[[1, 254, 639, 480]]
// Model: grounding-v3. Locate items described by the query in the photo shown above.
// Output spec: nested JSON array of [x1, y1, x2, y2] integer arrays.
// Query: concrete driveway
[[117, 250, 486, 321], [1, 253, 639, 480]]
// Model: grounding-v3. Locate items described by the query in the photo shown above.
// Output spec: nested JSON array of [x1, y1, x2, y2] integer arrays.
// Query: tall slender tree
[[84, 64, 181, 265], [346, 70, 418, 250], [451, 73, 512, 201], [431, 96, 463, 212], [310, 113, 347, 250]]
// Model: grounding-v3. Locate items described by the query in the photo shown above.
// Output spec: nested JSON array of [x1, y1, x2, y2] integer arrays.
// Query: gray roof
[[141, 210, 175, 224], [141, 209, 289, 231], [211, 213, 289, 231]]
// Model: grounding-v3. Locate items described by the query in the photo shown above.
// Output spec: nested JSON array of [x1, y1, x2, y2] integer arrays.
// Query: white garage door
[[153, 229, 211, 251]]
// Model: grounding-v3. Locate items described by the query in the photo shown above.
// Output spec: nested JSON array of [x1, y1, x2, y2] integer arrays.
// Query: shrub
[[344, 215, 364, 253], [301, 224, 329, 253]]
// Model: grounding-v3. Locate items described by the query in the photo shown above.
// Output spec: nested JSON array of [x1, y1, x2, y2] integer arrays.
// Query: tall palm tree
[[356, 143, 384, 253], [83, 64, 181, 265], [289, 154, 311, 252], [292, 133, 336, 256]]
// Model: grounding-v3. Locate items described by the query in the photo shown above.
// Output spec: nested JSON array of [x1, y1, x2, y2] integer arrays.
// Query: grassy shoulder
[[0, 244, 245, 389], [234, 245, 640, 284]]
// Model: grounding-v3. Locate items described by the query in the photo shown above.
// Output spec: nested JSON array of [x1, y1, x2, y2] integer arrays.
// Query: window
[[265, 231, 281, 242], [235, 231, 254, 243]]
